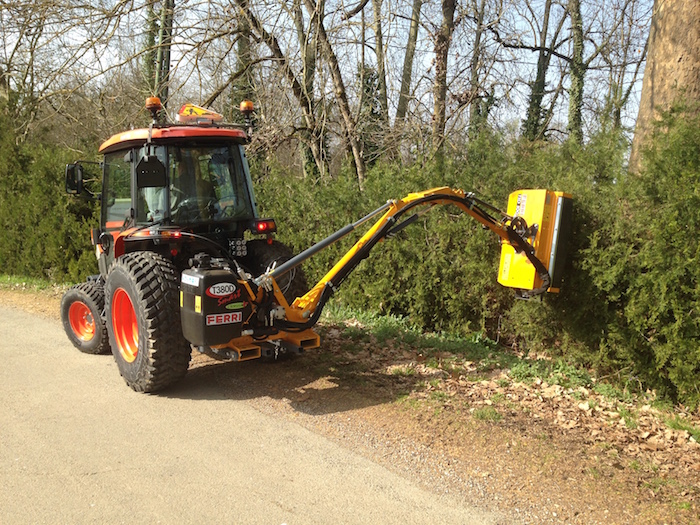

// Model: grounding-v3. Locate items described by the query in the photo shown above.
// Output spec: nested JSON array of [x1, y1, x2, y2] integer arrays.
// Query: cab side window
[[136, 146, 168, 223], [103, 152, 132, 229]]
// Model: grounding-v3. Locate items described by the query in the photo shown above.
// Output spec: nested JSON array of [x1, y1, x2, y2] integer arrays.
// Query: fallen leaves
[[318, 320, 700, 512]]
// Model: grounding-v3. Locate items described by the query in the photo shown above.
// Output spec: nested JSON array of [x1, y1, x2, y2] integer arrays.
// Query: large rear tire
[[244, 240, 308, 304], [60, 281, 110, 355], [104, 252, 191, 393]]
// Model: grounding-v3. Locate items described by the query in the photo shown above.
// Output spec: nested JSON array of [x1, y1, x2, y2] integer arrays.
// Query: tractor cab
[[67, 100, 276, 276]]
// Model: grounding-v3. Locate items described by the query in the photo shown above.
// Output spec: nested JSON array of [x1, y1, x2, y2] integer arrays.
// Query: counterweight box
[[498, 189, 572, 293], [180, 267, 253, 346]]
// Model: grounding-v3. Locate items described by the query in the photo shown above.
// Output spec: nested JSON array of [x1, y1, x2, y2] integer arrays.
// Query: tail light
[[253, 219, 276, 234]]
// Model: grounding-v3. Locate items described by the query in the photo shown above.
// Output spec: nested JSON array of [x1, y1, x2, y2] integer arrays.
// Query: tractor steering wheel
[[171, 197, 218, 221]]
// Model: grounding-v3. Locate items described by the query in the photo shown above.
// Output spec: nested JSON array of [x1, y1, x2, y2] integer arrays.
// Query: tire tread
[[105, 252, 191, 392], [60, 281, 110, 355]]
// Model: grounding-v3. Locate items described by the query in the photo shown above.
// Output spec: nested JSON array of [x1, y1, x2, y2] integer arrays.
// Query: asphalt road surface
[[0, 306, 505, 525]]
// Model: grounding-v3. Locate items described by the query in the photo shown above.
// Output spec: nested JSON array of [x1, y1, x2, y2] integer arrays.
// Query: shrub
[[0, 110, 98, 282], [624, 106, 700, 405], [257, 115, 700, 407], [504, 108, 700, 406]]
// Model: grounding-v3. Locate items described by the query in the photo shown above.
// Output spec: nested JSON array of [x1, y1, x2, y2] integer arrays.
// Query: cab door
[[98, 150, 133, 273]]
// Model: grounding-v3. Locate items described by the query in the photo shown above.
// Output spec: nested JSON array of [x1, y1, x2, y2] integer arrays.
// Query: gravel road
[[0, 305, 507, 525]]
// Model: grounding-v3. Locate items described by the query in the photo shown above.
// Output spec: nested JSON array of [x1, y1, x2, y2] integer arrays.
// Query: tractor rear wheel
[[104, 252, 191, 393], [60, 281, 110, 355], [244, 240, 309, 303]]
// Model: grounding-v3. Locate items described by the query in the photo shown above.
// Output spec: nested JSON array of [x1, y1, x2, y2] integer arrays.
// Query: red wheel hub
[[112, 288, 138, 363], [68, 301, 95, 342]]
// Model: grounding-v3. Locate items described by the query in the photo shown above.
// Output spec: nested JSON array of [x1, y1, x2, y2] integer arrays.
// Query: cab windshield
[[139, 144, 255, 224]]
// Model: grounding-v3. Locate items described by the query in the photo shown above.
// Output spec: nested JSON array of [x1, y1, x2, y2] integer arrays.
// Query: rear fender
[[112, 228, 138, 258]]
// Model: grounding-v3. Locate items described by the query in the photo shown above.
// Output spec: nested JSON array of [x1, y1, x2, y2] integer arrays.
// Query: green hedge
[[625, 109, 700, 404], [0, 110, 98, 282], [257, 114, 700, 407]]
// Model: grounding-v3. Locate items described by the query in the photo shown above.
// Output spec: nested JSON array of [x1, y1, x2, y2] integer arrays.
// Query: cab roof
[[99, 126, 248, 154]]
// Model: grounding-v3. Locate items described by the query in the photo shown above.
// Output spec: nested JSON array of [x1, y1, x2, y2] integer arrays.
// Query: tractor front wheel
[[105, 252, 191, 393], [60, 281, 110, 355]]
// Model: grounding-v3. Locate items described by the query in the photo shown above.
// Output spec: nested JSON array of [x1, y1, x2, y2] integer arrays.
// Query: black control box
[[180, 264, 252, 346]]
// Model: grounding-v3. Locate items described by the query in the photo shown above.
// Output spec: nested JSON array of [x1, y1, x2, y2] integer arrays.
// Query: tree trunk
[[0, 66, 7, 103], [142, 1, 158, 96], [630, 0, 700, 172], [522, 0, 552, 141], [567, 0, 584, 144], [372, 0, 389, 124], [234, 0, 326, 177], [432, 0, 457, 156], [294, 0, 326, 179], [154, 0, 174, 107], [234, 14, 254, 103], [396, 0, 422, 126], [358, 5, 367, 124], [468, 0, 487, 138], [304, 0, 366, 189]]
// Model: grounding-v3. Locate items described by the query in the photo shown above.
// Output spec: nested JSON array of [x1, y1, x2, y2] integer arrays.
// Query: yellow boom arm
[[206, 186, 572, 360], [265, 187, 570, 326]]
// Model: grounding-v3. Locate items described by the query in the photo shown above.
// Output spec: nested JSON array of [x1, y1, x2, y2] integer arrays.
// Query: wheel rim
[[112, 288, 138, 363], [68, 301, 95, 342]]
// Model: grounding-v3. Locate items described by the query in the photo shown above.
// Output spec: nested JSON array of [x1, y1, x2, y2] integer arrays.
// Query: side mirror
[[135, 155, 167, 188], [65, 163, 83, 195]]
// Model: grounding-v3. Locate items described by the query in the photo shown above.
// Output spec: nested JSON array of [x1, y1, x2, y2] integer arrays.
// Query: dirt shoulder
[[3, 286, 699, 525]]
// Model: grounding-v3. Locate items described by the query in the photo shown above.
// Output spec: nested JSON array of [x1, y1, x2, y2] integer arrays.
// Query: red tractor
[[61, 98, 572, 393], [61, 99, 307, 391]]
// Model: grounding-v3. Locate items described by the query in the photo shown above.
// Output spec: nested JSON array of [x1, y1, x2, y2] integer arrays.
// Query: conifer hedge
[[0, 111, 98, 282], [257, 111, 700, 406]]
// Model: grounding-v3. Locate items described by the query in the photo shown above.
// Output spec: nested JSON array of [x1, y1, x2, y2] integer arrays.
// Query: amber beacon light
[[239, 100, 254, 116]]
